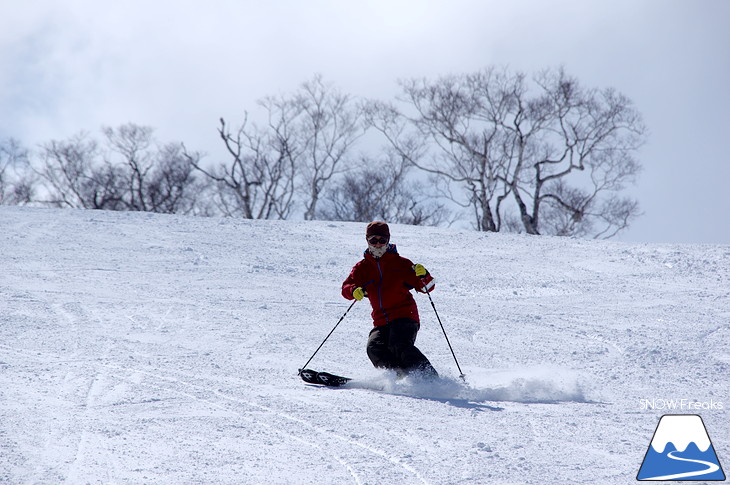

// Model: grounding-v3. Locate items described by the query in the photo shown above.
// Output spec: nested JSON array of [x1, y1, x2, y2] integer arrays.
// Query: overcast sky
[[2, 0, 728, 244]]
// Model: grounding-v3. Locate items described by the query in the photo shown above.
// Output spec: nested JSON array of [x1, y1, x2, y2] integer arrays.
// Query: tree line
[[0, 66, 646, 238]]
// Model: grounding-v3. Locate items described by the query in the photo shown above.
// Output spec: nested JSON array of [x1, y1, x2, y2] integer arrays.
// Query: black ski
[[299, 369, 351, 387]]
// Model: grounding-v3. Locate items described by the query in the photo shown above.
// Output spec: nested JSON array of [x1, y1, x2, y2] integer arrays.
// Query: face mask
[[368, 243, 388, 258]]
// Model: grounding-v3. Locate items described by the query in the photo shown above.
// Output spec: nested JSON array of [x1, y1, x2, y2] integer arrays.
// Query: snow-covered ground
[[1, 207, 728, 484]]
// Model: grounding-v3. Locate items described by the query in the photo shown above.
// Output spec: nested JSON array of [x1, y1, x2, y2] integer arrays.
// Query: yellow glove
[[414, 264, 428, 277], [353, 287, 367, 301]]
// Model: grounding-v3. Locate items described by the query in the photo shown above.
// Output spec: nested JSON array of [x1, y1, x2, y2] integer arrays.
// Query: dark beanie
[[366, 221, 390, 238]]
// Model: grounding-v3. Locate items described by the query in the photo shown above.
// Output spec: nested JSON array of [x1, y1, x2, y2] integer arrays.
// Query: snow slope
[[1, 207, 728, 484]]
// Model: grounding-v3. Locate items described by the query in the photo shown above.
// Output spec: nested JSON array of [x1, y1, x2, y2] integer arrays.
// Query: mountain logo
[[637, 414, 725, 481]]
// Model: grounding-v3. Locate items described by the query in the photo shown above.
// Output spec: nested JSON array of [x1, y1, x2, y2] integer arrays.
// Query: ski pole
[[423, 288, 466, 383], [298, 299, 357, 375]]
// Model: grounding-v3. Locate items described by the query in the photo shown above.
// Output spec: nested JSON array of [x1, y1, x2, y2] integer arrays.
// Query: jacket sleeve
[[417, 272, 435, 293], [341, 262, 361, 300], [402, 257, 435, 293]]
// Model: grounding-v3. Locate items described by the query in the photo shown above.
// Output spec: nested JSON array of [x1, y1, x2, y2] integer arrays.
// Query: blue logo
[[637, 414, 725, 481]]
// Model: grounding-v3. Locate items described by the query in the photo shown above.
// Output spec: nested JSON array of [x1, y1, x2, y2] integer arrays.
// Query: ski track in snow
[[0, 344, 428, 485], [1, 207, 729, 484]]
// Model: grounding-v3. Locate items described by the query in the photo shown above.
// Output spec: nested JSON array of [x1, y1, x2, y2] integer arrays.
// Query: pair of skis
[[299, 368, 351, 387], [299, 368, 440, 388]]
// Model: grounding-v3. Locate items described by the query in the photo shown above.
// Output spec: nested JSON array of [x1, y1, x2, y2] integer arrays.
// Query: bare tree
[[290, 75, 363, 220], [37, 134, 126, 209], [103, 124, 154, 212], [366, 80, 512, 232], [319, 151, 448, 226], [372, 66, 646, 238], [36, 124, 203, 214], [144, 143, 202, 215], [189, 76, 361, 220], [104, 125, 203, 214], [187, 117, 296, 219], [0, 138, 34, 205], [503, 68, 645, 237]]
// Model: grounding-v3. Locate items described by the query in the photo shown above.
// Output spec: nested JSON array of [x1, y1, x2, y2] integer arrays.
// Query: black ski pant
[[366, 318, 437, 378]]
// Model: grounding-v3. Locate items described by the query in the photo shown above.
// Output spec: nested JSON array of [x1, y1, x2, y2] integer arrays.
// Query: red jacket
[[342, 245, 435, 327]]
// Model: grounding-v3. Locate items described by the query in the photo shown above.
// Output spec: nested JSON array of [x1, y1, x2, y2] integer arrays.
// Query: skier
[[342, 221, 438, 379]]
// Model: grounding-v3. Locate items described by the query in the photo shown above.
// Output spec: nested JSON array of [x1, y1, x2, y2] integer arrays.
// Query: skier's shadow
[[317, 382, 505, 411], [399, 393, 505, 412]]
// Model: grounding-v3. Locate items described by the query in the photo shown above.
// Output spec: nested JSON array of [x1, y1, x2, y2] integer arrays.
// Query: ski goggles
[[367, 236, 389, 245]]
